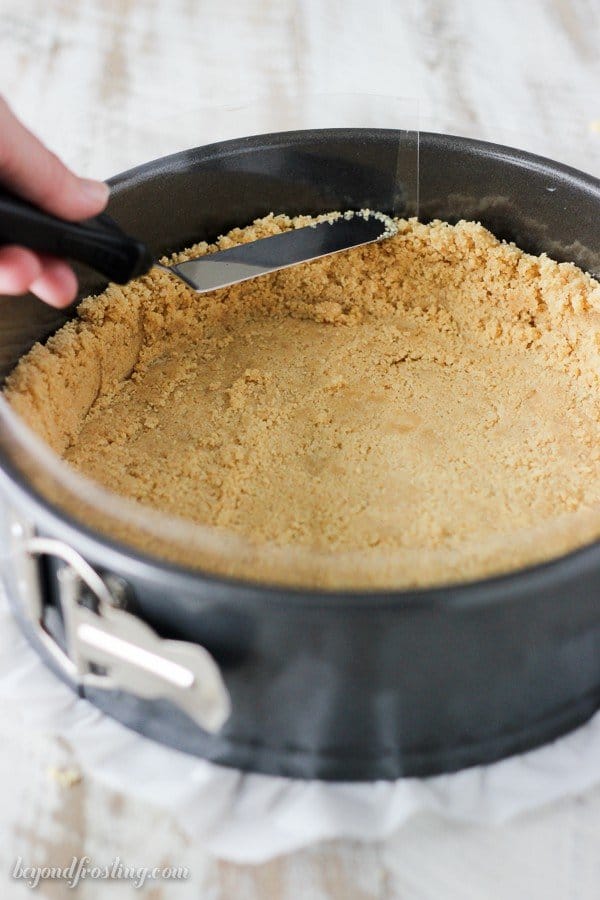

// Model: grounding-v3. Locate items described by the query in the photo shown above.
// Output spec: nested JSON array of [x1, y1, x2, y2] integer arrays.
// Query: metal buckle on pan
[[8, 517, 231, 733]]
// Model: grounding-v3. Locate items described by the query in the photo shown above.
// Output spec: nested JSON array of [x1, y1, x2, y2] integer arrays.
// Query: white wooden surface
[[1, 1, 600, 897]]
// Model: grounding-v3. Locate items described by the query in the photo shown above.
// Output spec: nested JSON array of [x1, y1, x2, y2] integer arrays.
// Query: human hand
[[0, 96, 109, 307]]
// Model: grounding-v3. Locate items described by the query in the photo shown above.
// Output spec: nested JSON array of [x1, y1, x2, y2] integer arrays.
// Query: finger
[[0, 246, 78, 306], [0, 96, 109, 221], [0, 245, 43, 294], [29, 255, 79, 308]]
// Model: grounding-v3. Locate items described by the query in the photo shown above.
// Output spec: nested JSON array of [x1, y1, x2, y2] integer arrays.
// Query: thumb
[[0, 96, 109, 221]]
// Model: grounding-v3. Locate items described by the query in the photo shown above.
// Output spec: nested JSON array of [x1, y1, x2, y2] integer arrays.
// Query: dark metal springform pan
[[1, 130, 600, 780]]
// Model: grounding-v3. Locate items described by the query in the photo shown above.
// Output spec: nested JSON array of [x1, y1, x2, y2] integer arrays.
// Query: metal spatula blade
[[160, 215, 392, 293]]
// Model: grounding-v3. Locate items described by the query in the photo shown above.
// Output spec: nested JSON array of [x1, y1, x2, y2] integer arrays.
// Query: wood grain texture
[[1, 0, 599, 179], [1, 1, 600, 897]]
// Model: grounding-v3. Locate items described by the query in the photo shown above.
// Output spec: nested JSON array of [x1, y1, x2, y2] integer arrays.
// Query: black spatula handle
[[0, 186, 153, 284]]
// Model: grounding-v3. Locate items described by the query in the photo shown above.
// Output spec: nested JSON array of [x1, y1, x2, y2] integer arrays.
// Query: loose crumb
[[47, 766, 83, 788]]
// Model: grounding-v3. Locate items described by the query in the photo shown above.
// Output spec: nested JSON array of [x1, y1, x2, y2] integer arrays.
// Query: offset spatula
[[0, 187, 392, 294]]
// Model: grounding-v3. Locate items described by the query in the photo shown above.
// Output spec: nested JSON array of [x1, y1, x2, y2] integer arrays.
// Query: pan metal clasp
[[9, 522, 230, 733]]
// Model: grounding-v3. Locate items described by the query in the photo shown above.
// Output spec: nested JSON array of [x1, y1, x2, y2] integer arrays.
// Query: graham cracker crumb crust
[[5, 213, 600, 589]]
